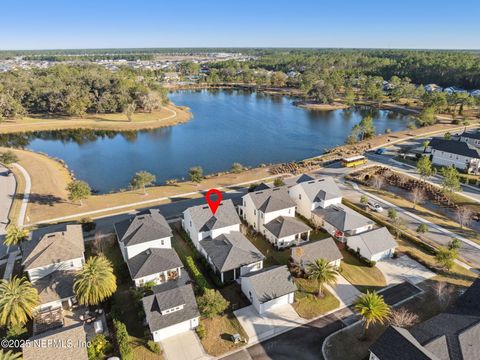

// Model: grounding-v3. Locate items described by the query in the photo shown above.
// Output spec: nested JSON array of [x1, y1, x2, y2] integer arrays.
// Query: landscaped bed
[[339, 249, 387, 293], [293, 278, 340, 319]]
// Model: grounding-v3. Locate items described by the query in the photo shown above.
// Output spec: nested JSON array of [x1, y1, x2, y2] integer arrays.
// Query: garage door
[[260, 294, 290, 314], [154, 320, 194, 341]]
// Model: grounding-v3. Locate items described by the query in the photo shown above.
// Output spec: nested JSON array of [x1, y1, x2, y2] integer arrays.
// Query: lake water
[[12, 90, 412, 193]]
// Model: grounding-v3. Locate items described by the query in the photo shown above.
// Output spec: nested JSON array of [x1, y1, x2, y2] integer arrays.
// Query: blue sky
[[1, 0, 479, 50]]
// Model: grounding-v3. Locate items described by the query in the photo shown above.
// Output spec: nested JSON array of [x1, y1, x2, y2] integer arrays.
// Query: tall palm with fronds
[[0, 276, 40, 327], [306, 258, 339, 297], [354, 291, 390, 339], [0, 349, 22, 360], [74, 255, 117, 305], [4, 226, 29, 250]]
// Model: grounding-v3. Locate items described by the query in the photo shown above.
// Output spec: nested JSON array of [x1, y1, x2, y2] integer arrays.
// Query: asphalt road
[[0, 165, 16, 257], [221, 308, 352, 360]]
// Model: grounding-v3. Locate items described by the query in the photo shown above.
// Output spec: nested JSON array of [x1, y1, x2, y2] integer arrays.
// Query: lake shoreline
[[0, 104, 192, 135]]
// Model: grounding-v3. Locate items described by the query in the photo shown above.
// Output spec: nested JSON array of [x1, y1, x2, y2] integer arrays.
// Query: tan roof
[[33, 270, 76, 305], [22, 225, 85, 271], [23, 323, 88, 360]]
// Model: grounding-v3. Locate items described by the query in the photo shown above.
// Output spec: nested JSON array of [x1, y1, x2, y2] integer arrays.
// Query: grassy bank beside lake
[[0, 104, 191, 134]]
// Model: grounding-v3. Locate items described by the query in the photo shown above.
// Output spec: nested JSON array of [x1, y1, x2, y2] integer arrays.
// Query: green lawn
[[339, 249, 386, 293], [293, 278, 340, 319], [244, 230, 291, 267]]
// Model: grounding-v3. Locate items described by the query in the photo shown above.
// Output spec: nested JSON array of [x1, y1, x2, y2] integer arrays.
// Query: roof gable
[[247, 187, 296, 213], [185, 199, 240, 233], [127, 248, 183, 279]]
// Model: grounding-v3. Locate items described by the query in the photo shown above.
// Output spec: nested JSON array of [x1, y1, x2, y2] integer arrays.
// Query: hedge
[[113, 319, 133, 360], [185, 256, 210, 293]]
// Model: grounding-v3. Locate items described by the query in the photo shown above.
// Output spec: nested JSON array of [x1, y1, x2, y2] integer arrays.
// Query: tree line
[[0, 64, 169, 119]]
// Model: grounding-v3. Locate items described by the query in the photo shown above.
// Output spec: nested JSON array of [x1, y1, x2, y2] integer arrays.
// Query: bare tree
[[410, 187, 426, 209], [370, 175, 385, 190], [389, 308, 419, 328], [91, 231, 104, 255], [433, 281, 454, 309], [456, 206, 473, 229], [124, 101, 136, 122]]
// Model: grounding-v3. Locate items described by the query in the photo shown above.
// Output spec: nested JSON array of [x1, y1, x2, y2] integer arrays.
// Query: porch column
[[307, 230, 310, 241], [233, 268, 236, 280], [163, 271, 168, 283], [221, 272, 224, 283]]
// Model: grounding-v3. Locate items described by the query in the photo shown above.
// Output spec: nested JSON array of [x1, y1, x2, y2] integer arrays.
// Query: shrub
[[0, 150, 19, 165], [197, 289, 230, 318], [147, 340, 161, 354], [416, 223, 429, 234], [113, 319, 133, 360], [87, 334, 111, 360], [273, 178, 285, 187], [166, 178, 178, 185], [6, 324, 27, 339], [185, 256, 209, 293], [231, 162, 244, 173], [196, 322, 206, 340], [188, 166, 204, 183]]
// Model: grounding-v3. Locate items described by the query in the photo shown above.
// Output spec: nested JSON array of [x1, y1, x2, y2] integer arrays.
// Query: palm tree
[[0, 276, 40, 327], [4, 226, 29, 249], [306, 258, 339, 297], [74, 255, 117, 305], [354, 291, 390, 340], [0, 350, 22, 360]]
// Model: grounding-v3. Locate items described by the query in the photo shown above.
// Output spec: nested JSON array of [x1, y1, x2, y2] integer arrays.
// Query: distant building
[[458, 130, 480, 148], [346, 227, 397, 262], [428, 138, 480, 174], [424, 84, 443, 93]]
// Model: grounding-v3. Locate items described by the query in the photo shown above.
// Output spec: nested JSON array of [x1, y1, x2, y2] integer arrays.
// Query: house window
[[288, 209, 291, 214], [161, 239, 164, 246], [299, 194, 301, 200], [254, 209, 256, 215], [70, 261, 74, 267], [260, 212, 263, 219], [189, 220, 192, 227]]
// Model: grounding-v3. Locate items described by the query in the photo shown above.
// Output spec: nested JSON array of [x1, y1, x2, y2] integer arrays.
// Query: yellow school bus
[[342, 155, 368, 168]]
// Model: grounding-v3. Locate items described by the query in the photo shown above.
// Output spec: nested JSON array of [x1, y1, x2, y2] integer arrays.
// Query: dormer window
[[160, 304, 184, 315]]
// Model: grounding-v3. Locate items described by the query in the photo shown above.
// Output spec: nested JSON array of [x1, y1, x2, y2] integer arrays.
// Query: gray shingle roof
[[22, 225, 84, 271], [371, 279, 480, 360], [291, 237, 343, 265], [252, 182, 273, 191], [127, 248, 183, 279], [23, 323, 88, 360], [263, 216, 311, 239], [143, 277, 199, 332], [33, 270, 76, 305], [348, 227, 397, 257], [284, 174, 316, 187], [114, 209, 172, 246], [312, 204, 374, 232], [429, 138, 480, 159], [185, 199, 240, 232], [370, 326, 439, 360], [460, 131, 480, 140], [200, 232, 264, 272], [242, 265, 297, 303], [293, 177, 343, 202], [248, 187, 296, 213]]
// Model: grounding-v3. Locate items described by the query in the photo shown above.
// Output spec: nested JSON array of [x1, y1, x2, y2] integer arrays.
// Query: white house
[[142, 275, 200, 342], [22, 225, 85, 283], [182, 199, 241, 250], [312, 204, 374, 242], [263, 216, 312, 249], [424, 84, 443, 93], [287, 176, 343, 218], [346, 227, 397, 262], [241, 265, 297, 314], [291, 237, 343, 270], [458, 131, 480, 148], [239, 187, 296, 233], [126, 248, 184, 287], [200, 232, 264, 282], [428, 138, 480, 174], [114, 209, 173, 261]]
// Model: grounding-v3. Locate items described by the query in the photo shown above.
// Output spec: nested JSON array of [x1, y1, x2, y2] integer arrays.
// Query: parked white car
[[367, 201, 384, 212]]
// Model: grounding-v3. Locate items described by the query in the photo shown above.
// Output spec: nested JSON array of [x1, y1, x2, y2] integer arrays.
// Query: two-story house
[[114, 209, 184, 287], [458, 130, 480, 148], [287, 176, 343, 218], [428, 138, 480, 174], [182, 199, 241, 250], [22, 225, 85, 311]]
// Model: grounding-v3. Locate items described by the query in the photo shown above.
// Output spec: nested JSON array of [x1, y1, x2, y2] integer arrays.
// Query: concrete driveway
[[327, 274, 361, 307], [234, 304, 304, 344], [160, 330, 209, 360], [0, 164, 16, 257], [377, 255, 435, 285]]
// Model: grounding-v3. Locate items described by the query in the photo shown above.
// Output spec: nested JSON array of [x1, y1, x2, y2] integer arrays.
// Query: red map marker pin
[[205, 189, 222, 215]]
